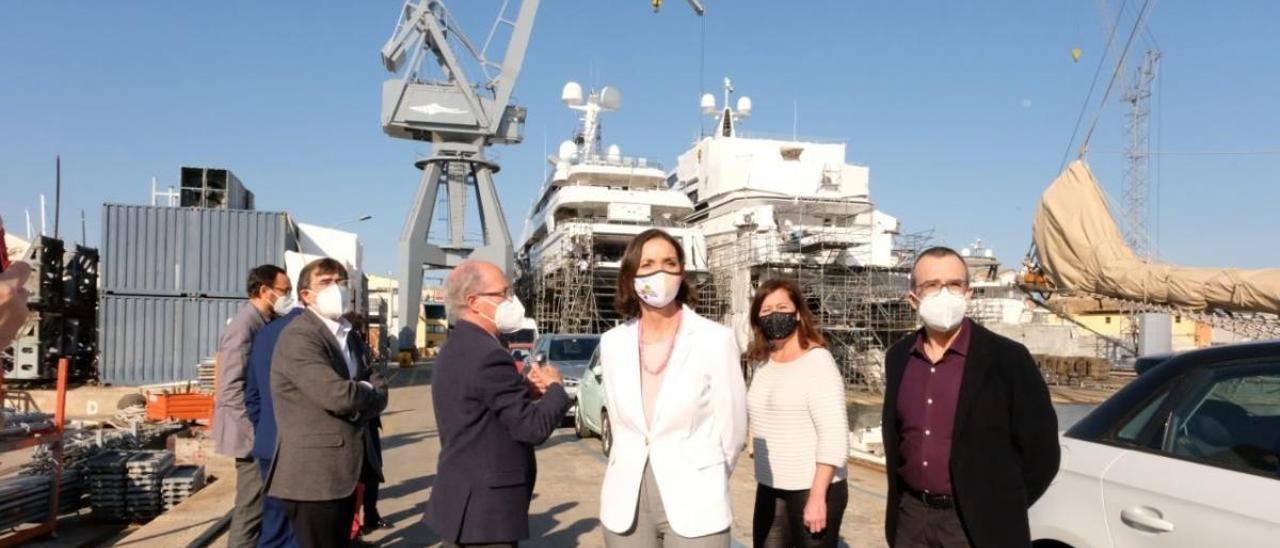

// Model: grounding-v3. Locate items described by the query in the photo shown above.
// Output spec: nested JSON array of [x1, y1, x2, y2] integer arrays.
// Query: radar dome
[[561, 82, 584, 107], [736, 96, 752, 117], [600, 86, 622, 110], [557, 140, 577, 160], [700, 93, 716, 115], [607, 144, 621, 161]]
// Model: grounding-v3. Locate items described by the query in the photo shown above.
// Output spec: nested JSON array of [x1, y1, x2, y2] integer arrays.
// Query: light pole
[[334, 214, 373, 229]]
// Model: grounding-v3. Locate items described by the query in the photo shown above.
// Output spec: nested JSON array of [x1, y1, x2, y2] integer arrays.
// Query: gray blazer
[[213, 303, 267, 458], [266, 309, 388, 501]]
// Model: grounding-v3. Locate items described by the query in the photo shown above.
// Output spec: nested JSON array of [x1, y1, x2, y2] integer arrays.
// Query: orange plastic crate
[[146, 393, 215, 422]]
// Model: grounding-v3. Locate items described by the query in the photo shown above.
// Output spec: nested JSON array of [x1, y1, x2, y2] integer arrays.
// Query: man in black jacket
[[427, 260, 571, 547], [883, 247, 1059, 548]]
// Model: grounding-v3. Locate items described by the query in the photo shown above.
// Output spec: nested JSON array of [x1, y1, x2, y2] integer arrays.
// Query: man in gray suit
[[214, 264, 293, 548], [268, 258, 388, 548]]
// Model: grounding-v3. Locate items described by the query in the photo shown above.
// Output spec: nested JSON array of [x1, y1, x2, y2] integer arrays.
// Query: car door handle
[[1121, 506, 1175, 534]]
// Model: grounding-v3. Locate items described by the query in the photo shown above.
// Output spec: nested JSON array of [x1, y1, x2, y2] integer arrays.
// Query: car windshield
[[549, 337, 600, 362]]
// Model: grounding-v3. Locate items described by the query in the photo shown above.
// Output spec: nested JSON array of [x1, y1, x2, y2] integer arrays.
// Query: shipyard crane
[[381, 0, 703, 351]]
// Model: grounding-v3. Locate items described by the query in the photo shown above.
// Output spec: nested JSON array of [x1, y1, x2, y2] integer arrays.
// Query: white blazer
[[598, 306, 748, 538]]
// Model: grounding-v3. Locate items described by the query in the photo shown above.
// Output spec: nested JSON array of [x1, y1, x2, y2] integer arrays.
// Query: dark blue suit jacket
[[245, 308, 304, 462], [426, 320, 570, 544]]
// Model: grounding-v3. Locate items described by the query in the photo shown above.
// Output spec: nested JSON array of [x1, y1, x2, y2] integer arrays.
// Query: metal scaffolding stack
[[161, 465, 206, 511], [124, 451, 175, 520], [86, 450, 175, 521], [0, 471, 84, 531], [87, 451, 132, 521], [701, 203, 928, 392]]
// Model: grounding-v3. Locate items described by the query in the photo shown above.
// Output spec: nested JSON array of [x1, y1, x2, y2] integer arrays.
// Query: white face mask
[[480, 295, 526, 334], [312, 283, 350, 321], [633, 271, 680, 309], [271, 291, 296, 317], [917, 287, 968, 332]]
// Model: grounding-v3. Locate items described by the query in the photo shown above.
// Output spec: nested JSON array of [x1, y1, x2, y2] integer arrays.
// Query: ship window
[[1105, 316, 1112, 324], [688, 190, 699, 203]]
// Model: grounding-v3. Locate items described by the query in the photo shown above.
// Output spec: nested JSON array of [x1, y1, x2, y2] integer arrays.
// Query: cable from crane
[[1059, 0, 1130, 172], [697, 7, 707, 138], [1076, 0, 1158, 158]]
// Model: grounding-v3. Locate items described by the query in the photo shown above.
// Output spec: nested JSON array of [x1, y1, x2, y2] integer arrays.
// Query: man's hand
[[0, 262, 32, 348], [526, 363, 563, 394], [524, 368, 545, 396]]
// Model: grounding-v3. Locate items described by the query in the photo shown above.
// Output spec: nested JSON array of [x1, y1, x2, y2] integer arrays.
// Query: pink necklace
[[639, 309, 682, 375]]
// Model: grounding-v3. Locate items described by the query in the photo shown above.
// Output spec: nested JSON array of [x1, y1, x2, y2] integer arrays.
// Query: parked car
[[528, 334, 601, 417], [1030, 341, 1280, 547], [574, 347, 611, 455]]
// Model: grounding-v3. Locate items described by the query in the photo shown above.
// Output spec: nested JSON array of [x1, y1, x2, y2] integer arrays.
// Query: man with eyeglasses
[[214, 264, 294, 548], [267, 258, 389, 548], [426, 260, 571, 547], [882, 247, 1059, 548]]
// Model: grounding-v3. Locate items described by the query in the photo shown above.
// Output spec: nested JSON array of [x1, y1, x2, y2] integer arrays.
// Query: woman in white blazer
[[599, 229, 748, 547]]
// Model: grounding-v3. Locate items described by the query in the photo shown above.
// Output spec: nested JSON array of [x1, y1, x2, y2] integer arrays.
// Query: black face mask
[[759, 312, 798, 341]]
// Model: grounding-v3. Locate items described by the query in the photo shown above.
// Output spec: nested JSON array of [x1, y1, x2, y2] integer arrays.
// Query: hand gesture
[[0, 262, 32, 348], [803, 492, 827, 534], [537, 363, 563, 388], [526, 363, 563, 395], [525, 366, 546, 399]]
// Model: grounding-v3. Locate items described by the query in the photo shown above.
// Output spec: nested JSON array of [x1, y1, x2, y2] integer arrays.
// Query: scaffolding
[[700, 200, 928, 392], [517, 222, 720, 336]]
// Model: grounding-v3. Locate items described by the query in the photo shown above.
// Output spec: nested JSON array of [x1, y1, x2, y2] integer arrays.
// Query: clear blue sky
[[3, 0, 1278, 276]]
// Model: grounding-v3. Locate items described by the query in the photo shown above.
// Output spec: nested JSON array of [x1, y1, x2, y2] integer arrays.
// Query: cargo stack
[[123, 451, 174, 520], [161, 464, 206, 511], [87, 451, 132, 520], [97, 167, 298, 385]]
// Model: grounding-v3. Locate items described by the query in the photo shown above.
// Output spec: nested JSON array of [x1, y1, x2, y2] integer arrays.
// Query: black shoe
[[360, 519, 393, 535]]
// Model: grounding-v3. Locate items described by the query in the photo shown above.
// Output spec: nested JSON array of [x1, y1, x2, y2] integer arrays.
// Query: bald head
[[446, 260, 510, 332]]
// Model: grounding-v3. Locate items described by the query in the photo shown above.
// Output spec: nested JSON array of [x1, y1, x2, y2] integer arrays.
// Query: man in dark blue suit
[[245, 307, 304, 548], [428, 261, 571, 547]]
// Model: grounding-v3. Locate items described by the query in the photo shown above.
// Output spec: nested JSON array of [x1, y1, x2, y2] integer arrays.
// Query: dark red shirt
[[895, 319, 971, 495]]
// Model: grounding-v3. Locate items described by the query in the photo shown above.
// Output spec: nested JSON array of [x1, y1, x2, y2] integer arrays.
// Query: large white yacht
[[669, 78, 914, 383], [516, 82, 709, 335]]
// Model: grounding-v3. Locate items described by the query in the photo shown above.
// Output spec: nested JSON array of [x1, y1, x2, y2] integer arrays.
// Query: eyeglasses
[[913, 279, 967, 297], [313, 277, 349, 291]]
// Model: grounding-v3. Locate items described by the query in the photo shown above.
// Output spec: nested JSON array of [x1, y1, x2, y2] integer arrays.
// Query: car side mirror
[[591, 363, 603, 379], [534, 353, 547, 365]]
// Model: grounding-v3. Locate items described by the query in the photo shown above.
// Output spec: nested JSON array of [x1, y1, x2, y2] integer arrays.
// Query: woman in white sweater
[[746, 278, 849, 548]]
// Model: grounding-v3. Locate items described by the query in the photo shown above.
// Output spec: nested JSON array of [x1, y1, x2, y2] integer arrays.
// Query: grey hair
[[444, 260, 488, 323], [909, 246, 971, 289]]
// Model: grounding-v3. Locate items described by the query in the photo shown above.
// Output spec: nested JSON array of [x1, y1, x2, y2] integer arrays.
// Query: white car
[[1030, 341, 1280, 547]]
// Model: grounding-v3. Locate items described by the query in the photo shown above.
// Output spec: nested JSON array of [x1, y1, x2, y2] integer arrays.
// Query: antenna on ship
[[562, 81, 621, 158], [700, 76, 750, 138]]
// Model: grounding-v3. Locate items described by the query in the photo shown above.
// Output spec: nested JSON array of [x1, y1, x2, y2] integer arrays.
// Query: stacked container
[[98, 201, 297, 385]]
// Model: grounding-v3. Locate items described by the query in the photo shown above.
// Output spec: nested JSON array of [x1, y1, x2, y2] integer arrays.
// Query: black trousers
[[893, 495, 971, 548], [362, 479, 381, 523], [752, 481, 848, 548], [281, 491, 357, 548]]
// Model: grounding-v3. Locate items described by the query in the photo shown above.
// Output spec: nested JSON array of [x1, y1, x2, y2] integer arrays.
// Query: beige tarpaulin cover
[[1033, 160, 1280, 315]]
